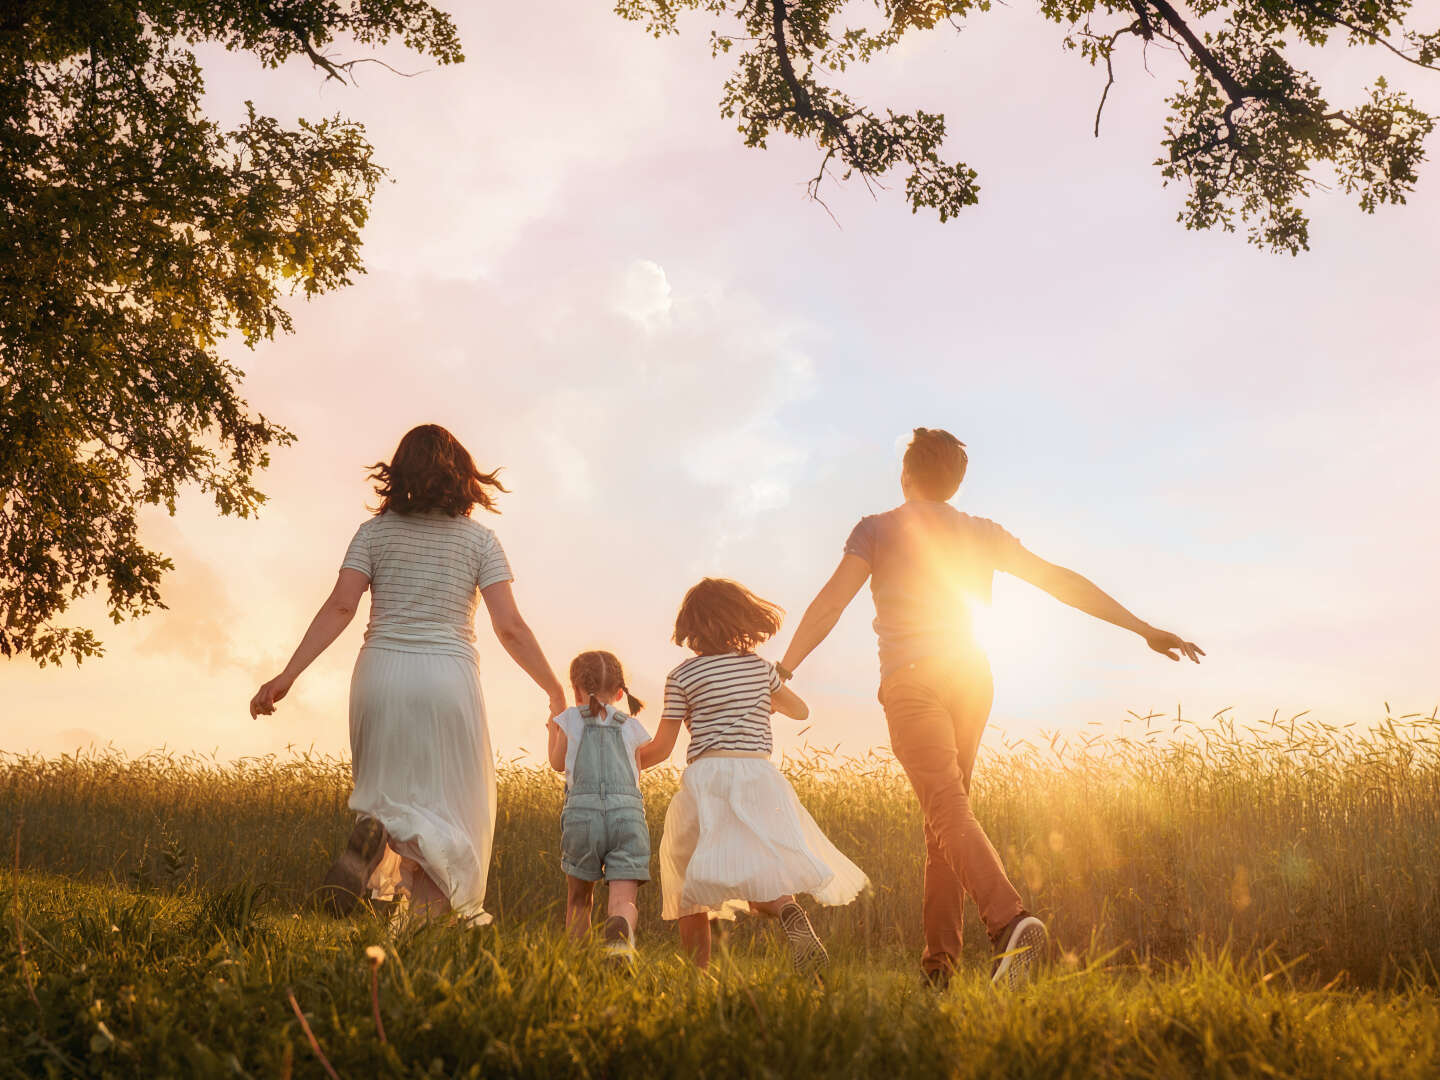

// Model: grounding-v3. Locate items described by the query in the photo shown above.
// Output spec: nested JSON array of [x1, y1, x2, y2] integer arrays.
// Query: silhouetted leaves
[[0, 2, 460, 663], [618, 0, 1439, 251]]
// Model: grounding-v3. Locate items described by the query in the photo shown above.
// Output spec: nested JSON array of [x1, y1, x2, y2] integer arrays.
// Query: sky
[[5, 2, 1438, 764]]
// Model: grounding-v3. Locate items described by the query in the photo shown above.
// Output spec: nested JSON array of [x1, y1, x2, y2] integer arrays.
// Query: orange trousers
[[881, 655, 1024, 975]]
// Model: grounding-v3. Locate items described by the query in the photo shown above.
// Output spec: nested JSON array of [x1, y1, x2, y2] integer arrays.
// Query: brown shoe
[[317, 816, 387, 917]]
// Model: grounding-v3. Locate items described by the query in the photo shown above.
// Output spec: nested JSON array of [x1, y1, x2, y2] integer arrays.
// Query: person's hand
[[548, 691, 568, 720], [250, 672, 296, 717], [1143, 626, 1204, 663]]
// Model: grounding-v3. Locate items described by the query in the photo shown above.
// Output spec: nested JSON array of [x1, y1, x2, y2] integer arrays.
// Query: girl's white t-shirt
[[553, 705, 651, 789]]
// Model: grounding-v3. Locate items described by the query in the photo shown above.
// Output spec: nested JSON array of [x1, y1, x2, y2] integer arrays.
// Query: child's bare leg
[[566, 876, 595, 940], [678, 912, 711, 968], [749, 894, 796, 918], [607, 880, 640, 934]]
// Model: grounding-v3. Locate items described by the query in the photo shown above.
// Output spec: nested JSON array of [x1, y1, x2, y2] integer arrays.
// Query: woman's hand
[[250, 570, 368, 720], [250, 671, 296, 717], [548, 691, 568, 720], [1143, 626, 1204, 663]]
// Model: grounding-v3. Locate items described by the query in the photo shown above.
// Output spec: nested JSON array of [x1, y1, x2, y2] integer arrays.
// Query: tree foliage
[[0, 2, 460, 664], [616, 0, 1439, 251]]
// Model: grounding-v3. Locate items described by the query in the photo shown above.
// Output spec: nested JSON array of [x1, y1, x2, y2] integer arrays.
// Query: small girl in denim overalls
[[546, 650, 654, 955]]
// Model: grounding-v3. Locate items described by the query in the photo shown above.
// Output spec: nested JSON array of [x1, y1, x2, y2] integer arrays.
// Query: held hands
[[548, 691, 568, 722], [1143, 626, 1204, 663], [249, 671, 296, 718]]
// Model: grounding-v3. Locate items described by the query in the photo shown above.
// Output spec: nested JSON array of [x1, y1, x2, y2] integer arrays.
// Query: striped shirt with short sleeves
[[662, 653, 782, 763], [340, 510, 513, 661]]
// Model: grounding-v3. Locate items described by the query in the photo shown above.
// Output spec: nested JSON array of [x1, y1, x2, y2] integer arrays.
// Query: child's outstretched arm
[[636, 717, 682, 770], [772, 684, 809, 721], [546, 719, 567, 773]]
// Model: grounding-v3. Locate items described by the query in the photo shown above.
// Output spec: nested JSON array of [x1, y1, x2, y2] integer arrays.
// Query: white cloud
[[613, 259, 673, 331]]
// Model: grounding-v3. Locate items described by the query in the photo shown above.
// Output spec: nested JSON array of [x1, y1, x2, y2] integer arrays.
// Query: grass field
[[2, 709, 1438, 1076]]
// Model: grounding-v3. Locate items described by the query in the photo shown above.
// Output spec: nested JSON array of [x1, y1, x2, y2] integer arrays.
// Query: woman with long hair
[[249, 424, 566, 923]]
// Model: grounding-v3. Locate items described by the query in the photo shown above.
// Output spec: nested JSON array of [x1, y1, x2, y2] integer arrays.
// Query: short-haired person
[[777, 428, 1202, 988]]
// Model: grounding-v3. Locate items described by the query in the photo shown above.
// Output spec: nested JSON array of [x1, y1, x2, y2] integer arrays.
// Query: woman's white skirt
[[659, 755, 869, 920], [348, 646, 496, 923]]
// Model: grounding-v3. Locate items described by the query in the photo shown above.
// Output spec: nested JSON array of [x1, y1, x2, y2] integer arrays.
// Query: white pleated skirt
[[348, 646, 496, 923], [659, 755, 869, 920]]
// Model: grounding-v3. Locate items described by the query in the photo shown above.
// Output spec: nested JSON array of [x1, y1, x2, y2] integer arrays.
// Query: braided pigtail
[[623, 687, 644, 716], [588, 654, 609, 719]]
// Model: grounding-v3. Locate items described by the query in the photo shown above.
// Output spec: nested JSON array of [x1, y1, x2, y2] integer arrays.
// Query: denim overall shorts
[[560, 710, 651, 882]]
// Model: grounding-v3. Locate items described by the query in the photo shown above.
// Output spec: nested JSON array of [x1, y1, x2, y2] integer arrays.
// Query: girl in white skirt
[[643, 578, 869, 971], [250, 425, 568, 925]]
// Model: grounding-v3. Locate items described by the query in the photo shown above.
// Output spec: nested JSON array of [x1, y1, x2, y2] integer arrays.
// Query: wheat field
[[2, 709, 1438, 1075]]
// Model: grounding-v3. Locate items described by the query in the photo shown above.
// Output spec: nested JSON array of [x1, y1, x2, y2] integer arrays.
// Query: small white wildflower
[[365, 945, 386, 966]]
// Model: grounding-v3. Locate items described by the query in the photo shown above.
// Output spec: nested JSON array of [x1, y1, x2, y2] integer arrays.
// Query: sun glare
[[968, 597, 997, 655]]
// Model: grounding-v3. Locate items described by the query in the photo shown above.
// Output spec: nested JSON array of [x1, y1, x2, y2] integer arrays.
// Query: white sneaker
[[779, 901, 829, 975], [990, 914, 1048, 989]]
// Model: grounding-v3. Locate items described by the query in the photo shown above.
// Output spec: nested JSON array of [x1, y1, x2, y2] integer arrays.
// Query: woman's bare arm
[[250, 569, 370, 717], [480, 581, 568, 716]]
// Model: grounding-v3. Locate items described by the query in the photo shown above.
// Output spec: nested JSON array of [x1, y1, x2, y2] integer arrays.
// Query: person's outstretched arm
[[1003, 546, 1203, 662], [481, 581, 568, 716], [778, 554, 871, 675], [250, 569, 370, 717]]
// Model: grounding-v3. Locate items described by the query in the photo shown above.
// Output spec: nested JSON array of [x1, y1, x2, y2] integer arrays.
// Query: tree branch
[[262, 4, 349, 82], [1092, 20, 1145, 137], [769, 0, 813, 118], [1127, 0, 1155, 41], [1140, 0, 1246, 104], [1291, 0, 1440, 72]]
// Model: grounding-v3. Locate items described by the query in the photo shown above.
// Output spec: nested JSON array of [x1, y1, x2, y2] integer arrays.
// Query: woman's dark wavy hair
[[672, 578, 784, 656], [368, 424, 507, 516]]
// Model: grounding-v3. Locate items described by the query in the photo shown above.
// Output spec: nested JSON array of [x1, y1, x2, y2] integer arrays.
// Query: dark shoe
[[923, 966, 952, 992], [779, 901, 829, 975], [990, 912, 1048, 989], [317, 816, 387, 917]]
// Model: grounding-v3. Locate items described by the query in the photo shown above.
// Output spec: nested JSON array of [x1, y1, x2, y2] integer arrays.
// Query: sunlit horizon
[[4, 2, 1437, 765]]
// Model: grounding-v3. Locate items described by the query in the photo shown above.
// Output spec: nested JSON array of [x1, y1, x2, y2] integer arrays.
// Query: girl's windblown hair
[[672, 578, 784, 656], [369, 424, 508, 517], [569, 651, 643, 718]]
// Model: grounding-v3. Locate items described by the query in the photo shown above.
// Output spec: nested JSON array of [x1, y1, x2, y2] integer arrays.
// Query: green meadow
[[2, 709, 1437, 1077]]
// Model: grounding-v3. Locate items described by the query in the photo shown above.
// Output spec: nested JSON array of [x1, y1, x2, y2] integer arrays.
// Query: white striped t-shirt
[[340, 511, 513, 660], [662, 652, 782, 763]]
